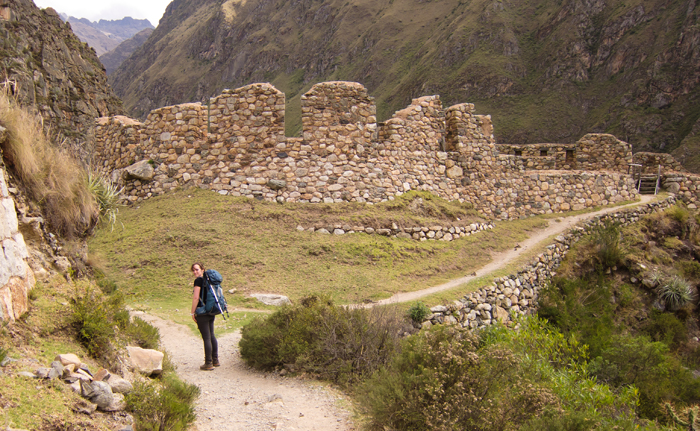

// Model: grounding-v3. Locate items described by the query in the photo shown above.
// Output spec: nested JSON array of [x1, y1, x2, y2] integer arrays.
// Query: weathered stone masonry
[[425, 196, 678, 329], [93, 81, 695, 220]]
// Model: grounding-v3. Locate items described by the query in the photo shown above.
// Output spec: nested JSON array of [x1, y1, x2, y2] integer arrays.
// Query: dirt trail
[[371, 195, 656, 305], [141, 196, 657, 430], [134, 312, 355, 431]]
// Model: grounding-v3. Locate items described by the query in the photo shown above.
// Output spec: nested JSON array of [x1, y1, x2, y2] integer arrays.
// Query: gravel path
[[134, 196, 657, 430], [133, 312, 355, 431], [370, 195, 656, 305]]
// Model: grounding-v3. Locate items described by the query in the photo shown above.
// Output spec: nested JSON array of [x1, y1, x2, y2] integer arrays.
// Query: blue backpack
[[195, 269, 229, 319]]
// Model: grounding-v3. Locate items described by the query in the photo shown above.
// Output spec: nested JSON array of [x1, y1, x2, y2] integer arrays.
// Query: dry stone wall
[[93, 81, 672, 219], [425, 196, 677, 329], [662, 174, 700, 205], [576, 134, 633, 172], [634, 152, 684, 174]]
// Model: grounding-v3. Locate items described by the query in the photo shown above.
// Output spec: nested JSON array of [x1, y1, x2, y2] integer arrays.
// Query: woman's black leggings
[[196, 314, 218, 363]]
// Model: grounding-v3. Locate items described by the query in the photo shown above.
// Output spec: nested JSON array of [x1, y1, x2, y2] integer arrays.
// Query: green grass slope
[[87, 188, 555, 326]]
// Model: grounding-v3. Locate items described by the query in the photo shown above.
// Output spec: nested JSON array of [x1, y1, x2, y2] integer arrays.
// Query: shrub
[[642, 310, 687, 349], [127, 316, 161, 350], [679, 260, 700, 280], [240, 295, 411, 385], [125, 373, 199, 431], [0, 345, 7, 364], [594, 221, 625, 269], [359, 325, 559, 431], [407, 302, 431, 323], [70, 284, 120, 358], [537, 277, 616, 357], [658, 276, 694, 311], [587, 333, 700, 420]]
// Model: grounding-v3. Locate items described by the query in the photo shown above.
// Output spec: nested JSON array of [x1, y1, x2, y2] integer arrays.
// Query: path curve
[[134, 312, 355, 431], [135, 196, 658, 430], [370, 195, 657, 306]]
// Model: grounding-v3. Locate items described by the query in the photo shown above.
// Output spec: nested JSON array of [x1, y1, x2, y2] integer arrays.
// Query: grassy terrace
[[88, 187, 642, 335]]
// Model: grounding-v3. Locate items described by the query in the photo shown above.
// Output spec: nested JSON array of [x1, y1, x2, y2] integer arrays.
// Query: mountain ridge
[[109, 0, 700, 171]]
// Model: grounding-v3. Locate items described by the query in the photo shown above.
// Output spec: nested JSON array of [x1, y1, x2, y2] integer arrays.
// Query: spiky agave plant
[[658, 276, 695, 311], [87, 172, 123, 231]]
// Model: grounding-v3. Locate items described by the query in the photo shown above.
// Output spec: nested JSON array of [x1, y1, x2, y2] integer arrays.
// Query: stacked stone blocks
[[425, 197, 677, 329], [94, 81, 674, 219]]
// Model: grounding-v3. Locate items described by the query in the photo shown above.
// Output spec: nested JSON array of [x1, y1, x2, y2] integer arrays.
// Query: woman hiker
[[190, 262, 219, 370]]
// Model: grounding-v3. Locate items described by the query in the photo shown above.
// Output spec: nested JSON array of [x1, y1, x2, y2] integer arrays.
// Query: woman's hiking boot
[[212, 359, 220, 367], [200, 362, 214, 371]]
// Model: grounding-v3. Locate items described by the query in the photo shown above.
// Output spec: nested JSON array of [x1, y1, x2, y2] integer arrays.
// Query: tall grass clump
[[0, 345, 8, 364], [239, 294, 412, 385], [594, 220, 625, 269], [125, 372, 199, 431], [0, 90, 97, 238]]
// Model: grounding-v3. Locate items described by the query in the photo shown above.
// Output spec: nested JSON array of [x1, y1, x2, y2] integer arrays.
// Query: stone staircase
[[638, 175, 660, 195], [629, 164, 661, 195]]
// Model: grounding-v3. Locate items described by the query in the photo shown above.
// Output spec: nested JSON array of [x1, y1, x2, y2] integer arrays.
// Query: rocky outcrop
[[0, 0, 122, 164], [0, 168, 34, 322]]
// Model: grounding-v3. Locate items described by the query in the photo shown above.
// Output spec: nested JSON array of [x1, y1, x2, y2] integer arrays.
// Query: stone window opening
[[540, 149, 548, 157], [566, 150, 574, 163], [514, 149, 522, 157]]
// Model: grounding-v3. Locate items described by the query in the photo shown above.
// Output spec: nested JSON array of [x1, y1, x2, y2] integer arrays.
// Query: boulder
[[106, 375, 134, 394], [124, 160, 155, 182], [55, 353, 81, 368], [126, 346, 164, 376], [251, 294, 291, 306], [267, 179, 286, 190], [80, 380, 114, 410]]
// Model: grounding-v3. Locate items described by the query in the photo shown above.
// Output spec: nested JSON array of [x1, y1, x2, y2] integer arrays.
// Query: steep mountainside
[[110, 0, 700, 171], [100, 28, 154, 75], [61, 15, 154, 56], [0, 0, 122, 162]]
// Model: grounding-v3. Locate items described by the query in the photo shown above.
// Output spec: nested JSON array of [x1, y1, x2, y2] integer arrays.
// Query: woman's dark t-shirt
[[194, 277, 206, 303]]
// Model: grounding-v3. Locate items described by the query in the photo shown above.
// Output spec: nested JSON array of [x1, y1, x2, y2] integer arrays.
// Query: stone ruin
[[92, 81, 700, 219]]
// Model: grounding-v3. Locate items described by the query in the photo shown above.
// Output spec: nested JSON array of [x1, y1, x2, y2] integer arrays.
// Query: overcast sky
[[32, 0, 172, 27]]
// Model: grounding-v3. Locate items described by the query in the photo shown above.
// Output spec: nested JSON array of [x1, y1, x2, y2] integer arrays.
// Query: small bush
[[407, 302, 430, 323], [678, 260, 700, 280], [587, 333, 700, 420], [240, 295, 411, 385], [70, 284, 118, 358], [658, 276, 694, 311], [668, 205, 691, 225], [125, 373, 199, 431], [360, 325, 558, 431], [96, 277, 118, 295], [70, 283, 133, 359], [594, 221, 625, 269], [642, 310, 687, 349], [127, 317, 161, 350]]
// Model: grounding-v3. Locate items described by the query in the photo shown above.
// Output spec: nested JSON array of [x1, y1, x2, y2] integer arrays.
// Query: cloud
[[33, 0, 170, 26]]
